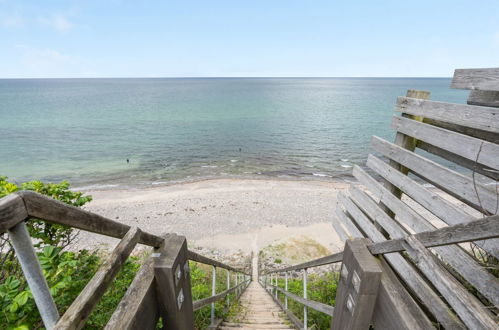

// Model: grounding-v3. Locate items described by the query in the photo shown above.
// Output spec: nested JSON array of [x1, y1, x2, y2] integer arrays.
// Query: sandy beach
[[74, 179, 351, 255]]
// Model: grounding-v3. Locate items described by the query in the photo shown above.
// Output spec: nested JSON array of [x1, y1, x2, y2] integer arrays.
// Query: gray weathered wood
[[187, 249, 245, 274], [331, 239, 381, 330], [417, 140, 499, 181], [371, 257, 433, 329], [9, 222, 60, 330], [270, 289, 304, 329], [105, 258, 159, 330], [382, 90, 430, 214], [193, 280, 248, 311], [332, 208, 349, 242], [369, 214, 499, 255], [422, 118, 499, 144], [16, 191, 163, 247], [336, 199, 364, 238], [396, 96, 499, 133], [349, 185, 499, 307], [468, 90, 499, 108], [270, 285, 334, 316], [366, 154, 499, 258], [265, 252, 343, 274], [339, 191, 466, 329], [404, 236, 497, 329], [371, 136, 497, 214], [154, 234, 194, 329], [392, 115, 499, 170], [0, 194, 28, 232], [55, 227, 141, 330], [451, 67, 499, 91]]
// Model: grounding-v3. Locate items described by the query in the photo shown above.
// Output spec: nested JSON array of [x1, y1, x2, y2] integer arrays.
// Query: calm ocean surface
[[0, 78, 467, 189]]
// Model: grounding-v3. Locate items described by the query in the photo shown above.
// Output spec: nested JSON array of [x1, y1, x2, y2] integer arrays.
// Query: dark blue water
[[0, 78, 467, 188]]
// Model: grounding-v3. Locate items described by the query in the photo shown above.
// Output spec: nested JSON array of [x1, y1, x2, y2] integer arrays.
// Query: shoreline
[[74, 178, 351, 254]]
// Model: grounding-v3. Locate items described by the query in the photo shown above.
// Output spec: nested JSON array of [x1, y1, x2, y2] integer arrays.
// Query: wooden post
[[275, 273, 278, 299], [8, 222, 60, 330], [153, 234, 194, 329], [331, 239, 382, 330], [303, 269, 308, 330], [211, 266, 216, 326], [226, 270, 230, 306], [285, 272, 288, 310], [381, 89, 430, 218]]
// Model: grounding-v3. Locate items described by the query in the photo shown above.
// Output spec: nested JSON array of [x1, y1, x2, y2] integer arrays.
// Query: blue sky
[[1, 0, 498, 78]]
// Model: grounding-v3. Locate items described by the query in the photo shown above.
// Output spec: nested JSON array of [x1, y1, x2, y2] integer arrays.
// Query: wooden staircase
[[220, 281, 294, 329]]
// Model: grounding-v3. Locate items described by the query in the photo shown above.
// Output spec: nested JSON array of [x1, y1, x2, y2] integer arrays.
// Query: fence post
[[331, 238, 381, 330], [226, 270, 230, 306], [303, 268, 308, 330], [211, 266, 217, 326], [8, 222, 59, 329], [275, 273, 278, 299], [153, 233, 194, 329], [235, 272, 239, 298], [285, 272, 288, 310]]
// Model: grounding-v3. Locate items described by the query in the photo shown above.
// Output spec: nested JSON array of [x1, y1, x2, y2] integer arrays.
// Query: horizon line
[[0, 76, 453, 79]]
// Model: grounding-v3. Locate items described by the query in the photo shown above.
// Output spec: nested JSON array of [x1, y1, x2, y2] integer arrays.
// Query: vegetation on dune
[[0, 177, 237, 329]]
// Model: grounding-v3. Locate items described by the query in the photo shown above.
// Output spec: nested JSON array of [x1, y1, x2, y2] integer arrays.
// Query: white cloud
[[2, 15, 25, 28], [39, 13, 73, 33], [15, 45, 76, 76]]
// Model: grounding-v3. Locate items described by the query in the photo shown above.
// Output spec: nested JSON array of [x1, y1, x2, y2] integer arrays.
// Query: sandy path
[[74, 179, 350, 254]]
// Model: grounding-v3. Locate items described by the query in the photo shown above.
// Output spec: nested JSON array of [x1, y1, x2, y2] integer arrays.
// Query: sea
[[0, 78, 468, 189]]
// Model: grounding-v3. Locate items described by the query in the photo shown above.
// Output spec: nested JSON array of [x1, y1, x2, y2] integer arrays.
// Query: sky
[[1, 0, 498, 78]]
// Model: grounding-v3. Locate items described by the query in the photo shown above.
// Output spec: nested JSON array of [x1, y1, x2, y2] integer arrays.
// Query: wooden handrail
[[266, 284, 334, 316], [187, 249, 249, 274], [0, 191, 164, 247], [192, 279, 250, 311], [264, 214, 499, 275]]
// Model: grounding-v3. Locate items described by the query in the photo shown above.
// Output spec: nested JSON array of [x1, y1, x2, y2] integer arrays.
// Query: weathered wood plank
[[0, 194, 28, 232], [392, 116, 499, 170], [371, 256, 433, 329], [193, 280, 247, 311], [396, 97, 499, 133], [451, 67, 499, 91], [369, 215, 499, 254], [105, 258, 159, 330], [404, 236, 496, 329], [265, 251, 343, 274], [56, 227, 141, 330], [350, 185, 499, 307], [340, 192, 466, 329], [423, 118, 499, 144], [331, 209, 349, 242], [187, 250, 245, 274], [366, 154, 499, 258], [17, 191, 164, 247], [417, 141, 499, 181], [382, 90, 430, 217], [371, 136, 497, 214], [336, 199, 364, 238], [468, 90, 499, 108], [0, 194, 28, 234], [270, 285, 334, 316]]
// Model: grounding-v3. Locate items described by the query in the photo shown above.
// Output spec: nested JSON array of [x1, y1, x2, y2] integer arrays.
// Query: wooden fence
[[261, 67, 499, 329], [0, 191, 251, 330]]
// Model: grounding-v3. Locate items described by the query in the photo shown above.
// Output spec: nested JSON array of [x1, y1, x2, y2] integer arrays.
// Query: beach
[[74, 178, 350, 254]]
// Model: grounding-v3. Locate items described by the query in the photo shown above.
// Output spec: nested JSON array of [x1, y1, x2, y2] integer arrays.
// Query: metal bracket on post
[[153, 234, 194, 329], [331, 238, 381, 330]]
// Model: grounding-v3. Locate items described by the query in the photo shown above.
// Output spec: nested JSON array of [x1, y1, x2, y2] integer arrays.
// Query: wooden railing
[[260, 215, 499, 329], [0, 191, 251, 330], [260, 67, 499, 330]]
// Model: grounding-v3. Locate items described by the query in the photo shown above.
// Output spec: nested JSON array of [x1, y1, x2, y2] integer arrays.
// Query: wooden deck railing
[[0, 191, 251, 330], [260, 67, 499, 330]]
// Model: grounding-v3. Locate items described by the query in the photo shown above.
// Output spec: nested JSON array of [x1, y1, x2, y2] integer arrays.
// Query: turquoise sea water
[[0, 78, 467, 188]]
